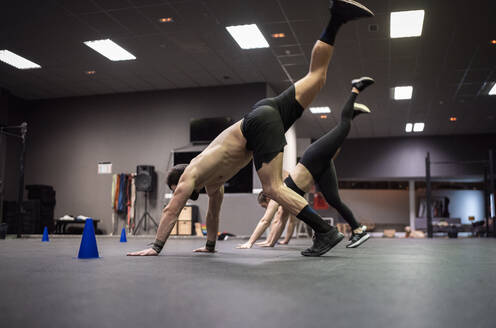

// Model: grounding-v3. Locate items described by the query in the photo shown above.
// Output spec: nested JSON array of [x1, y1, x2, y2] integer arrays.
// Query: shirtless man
[[128, 0, 374, 257], [238, 77, 374, 250]]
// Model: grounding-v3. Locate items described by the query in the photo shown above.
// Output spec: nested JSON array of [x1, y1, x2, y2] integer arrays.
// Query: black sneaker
[[301, 227, 344, 257], [346, 229, 370, 248], [330, 0, 375, 22], [352, 76, 375, 92]]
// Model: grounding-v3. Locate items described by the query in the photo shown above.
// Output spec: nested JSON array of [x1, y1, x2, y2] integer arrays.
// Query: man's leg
[[255, 1, 374, 256], [294, 0, 374, 109], [257, 153, 331, 233], [257, 154, 343, 256]]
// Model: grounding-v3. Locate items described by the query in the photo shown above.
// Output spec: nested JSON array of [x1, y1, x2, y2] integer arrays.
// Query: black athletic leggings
[[298, 92, 360, 230]]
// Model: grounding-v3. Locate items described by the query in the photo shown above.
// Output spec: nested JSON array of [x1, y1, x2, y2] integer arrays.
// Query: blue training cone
[[120, 227, 127, 243], [42, 226, 49, 242], [77, 219, 99, 259]]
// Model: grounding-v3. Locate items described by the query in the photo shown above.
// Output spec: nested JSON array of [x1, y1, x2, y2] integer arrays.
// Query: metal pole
[[0, 127, 4, 225], [489, 149, 495, 237], [426, 152, 433, 238], [16, 123, 27, 238], [409, 180, 416, 231], [484, 168, 490, 237]]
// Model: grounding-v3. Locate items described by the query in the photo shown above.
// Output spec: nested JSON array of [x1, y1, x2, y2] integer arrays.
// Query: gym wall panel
[[316, 189, 410, 225], [334, 135, 496, 180]]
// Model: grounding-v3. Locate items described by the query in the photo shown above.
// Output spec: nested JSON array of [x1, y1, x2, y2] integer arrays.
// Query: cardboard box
[[383, 229, 396, 238], [178, 220, 192, 235], [178, 206, 192, 221], [170, 222, 178, 235]]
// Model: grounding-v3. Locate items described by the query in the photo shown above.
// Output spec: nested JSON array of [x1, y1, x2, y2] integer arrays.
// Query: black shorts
[[241, 85, 304, 171]]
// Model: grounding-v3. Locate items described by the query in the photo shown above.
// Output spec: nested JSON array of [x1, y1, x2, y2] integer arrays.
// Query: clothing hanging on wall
[[111, 174, 136, 232], [418, 196, 450, 218]]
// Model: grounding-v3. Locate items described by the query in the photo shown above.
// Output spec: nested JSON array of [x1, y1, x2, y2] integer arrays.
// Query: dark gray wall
[[316, 189, 410, 226], [334, 135, 496, 180], [1, 90, 26, 211], [23, 83, 266, 234]]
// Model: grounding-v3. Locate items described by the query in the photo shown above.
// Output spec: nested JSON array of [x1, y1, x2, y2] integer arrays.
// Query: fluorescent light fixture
[[394, 86, 413, 100], [309, 106, 331, 114], [413, 122, 424, 132], [390, 10, 425, 38], [83, 39, 136, 61], [0, 50, 41, 69], [225, 24, 269, 49], [489, 83, 496, 96], [405, 123, 413, 132]]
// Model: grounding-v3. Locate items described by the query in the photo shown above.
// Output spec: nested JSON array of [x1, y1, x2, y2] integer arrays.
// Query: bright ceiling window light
[[83, 39, 136, 61], [489, 83, 496, 96], [413, 122, 425, 132], [309, 106, 331, 114], [394, 86, 413, 100], [390, 10, 425, 38], [405, 123, 413, 133], [225, 24, 269, 49], [0, 50, 41, 69]]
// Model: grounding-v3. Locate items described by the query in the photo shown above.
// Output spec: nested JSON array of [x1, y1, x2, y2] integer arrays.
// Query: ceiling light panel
[[0, 50, 41, 69], [84, 39, 136, 61], [489, 83, 496, 96], [413, 122, 425, 132], [390, 10, 425, 38], [394, 86, 413, 100], [225, 24, 269, 49], [310, 106, 331, 114]]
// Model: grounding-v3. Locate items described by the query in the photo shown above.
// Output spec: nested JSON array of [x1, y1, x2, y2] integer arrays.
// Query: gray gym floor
[[1, 237, 495, 328]]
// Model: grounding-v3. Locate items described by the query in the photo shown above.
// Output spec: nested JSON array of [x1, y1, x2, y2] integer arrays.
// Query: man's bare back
[[185, 121, 252, 191]]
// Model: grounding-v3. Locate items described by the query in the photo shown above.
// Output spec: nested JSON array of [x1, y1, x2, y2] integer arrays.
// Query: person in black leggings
[[242, 76, 374, 251]]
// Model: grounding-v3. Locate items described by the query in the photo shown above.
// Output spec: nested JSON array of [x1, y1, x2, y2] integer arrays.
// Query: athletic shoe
[[346, 226, 370, 248], [301, 226, 344, 257], [352, 76, 375, 92], [330, 0, 375, 22], [354, 103, 371, 114]]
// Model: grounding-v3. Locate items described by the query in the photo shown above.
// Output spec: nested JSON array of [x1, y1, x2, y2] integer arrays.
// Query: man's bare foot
[[279, 240, 289, 245], [255, 240, 270, 246], [236, 242, 253, 249], [127, 248, 158, 256], [259, 243, 275, 248]]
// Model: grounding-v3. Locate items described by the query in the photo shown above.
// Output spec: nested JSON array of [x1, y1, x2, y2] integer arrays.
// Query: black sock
[[319, 15, 345, 46], [296, 205, 331, 233]]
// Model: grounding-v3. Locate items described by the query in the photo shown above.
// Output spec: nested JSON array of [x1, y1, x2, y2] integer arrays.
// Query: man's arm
[[194, 185, 224, 253], [264, 207, 290, 247], [237, 199, 279, 249], [127, 178, 194, 256]]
